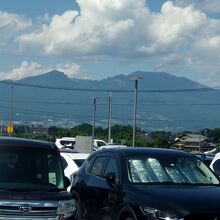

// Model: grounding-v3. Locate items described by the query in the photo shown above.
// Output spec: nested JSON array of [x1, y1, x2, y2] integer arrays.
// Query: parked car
[[0, 137, 76, 220], [210, 152, 220, 176], [59, 148, 89, 191], [55, 137, 76, 149], [55, 137, 108, 150], [71, 147, 220, 220]]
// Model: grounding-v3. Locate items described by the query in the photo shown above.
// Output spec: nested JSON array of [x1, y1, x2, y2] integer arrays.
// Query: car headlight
[[140, 206, 184, 220], [57, 199, 76, 219]]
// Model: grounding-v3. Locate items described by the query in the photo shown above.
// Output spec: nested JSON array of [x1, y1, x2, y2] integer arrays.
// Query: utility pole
[[10, 86, 13, 123], [108, 92, 112, 144], [91, 97, 97, 152], [0, 118, 2, 135], [8, 85, 14, 136], [131, 77, 143, 147]]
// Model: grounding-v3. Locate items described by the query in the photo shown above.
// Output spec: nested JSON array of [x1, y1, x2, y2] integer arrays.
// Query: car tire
[[124, 218, 134, 220], [118, 206, 137, 220], [71, 191, 82, 220]]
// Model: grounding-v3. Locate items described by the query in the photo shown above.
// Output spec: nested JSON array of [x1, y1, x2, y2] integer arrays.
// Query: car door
[[81, 155, 109, 219], [100, 156, 122, 219], [86, 153, 122, 219]]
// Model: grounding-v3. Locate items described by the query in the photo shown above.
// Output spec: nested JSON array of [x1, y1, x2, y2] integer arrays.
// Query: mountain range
[[0, 70, 219, 131]]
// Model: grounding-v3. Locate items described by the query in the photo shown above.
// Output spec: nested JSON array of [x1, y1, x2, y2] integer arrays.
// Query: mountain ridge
[[0, 70, 219, 131]]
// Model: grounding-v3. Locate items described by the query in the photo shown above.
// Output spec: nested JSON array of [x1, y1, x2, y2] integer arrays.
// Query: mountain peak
[[37, 70, 68, 80]]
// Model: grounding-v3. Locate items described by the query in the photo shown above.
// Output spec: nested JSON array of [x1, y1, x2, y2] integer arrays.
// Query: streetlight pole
[[108, 92, 112, 144], [8, 85, 14, 136], [92, 97, 97, 139], [91, 97, 97, 152], [132, 77, 143, 147], [10, 85, 14, 125]]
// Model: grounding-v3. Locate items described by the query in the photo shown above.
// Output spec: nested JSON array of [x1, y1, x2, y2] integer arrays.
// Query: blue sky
[[1, 0, 220, 87]]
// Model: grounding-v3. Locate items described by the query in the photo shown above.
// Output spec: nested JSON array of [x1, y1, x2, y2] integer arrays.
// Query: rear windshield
[[0, 147, 65, 190]]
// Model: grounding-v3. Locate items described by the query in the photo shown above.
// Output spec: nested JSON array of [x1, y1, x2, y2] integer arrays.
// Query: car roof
[[59, 148, 79, 153], [57, 137, 76, 140], [61, 152, 89, 159], [94, 147, 196, 158], [0, 137, 56, 150]]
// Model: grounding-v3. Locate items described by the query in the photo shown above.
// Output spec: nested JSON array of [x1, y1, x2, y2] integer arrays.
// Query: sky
[[1, 0, 220, 87]]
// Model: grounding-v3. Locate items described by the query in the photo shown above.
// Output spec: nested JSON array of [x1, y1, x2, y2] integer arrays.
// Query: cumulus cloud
[[1, 0, 220, 85], [0, 61, 81, 80], [0, 11, 31, 44], [17, 0, 149, 56], [137, 1, 207, 55], [200, 0, 220, 13], [16, 0, 218, 61], [175, 0, 220, 14]]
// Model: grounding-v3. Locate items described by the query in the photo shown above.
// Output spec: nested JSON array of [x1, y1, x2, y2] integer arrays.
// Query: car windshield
[[127, 156, 219, 185], [0, 148, 65, 190]]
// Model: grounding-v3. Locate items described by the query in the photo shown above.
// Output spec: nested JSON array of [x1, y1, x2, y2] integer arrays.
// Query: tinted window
[[60, 140, 75, 148], [96, 141, 107, 147], [104, 158, 118, 177], [213, 160, 220, 176], [86, 157, 96, 173], [104, 158, 119, 183], [61, 156, 68, 169], [0, 150, 64, 190], [91, 157, 108, 177]]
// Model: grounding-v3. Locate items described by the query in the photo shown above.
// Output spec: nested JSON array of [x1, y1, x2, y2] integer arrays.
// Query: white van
[[55, 137, 108, 149]]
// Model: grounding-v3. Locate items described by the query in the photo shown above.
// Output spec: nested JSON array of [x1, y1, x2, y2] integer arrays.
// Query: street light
[[92, 97, 97, 138], [108, 92, 112, 144], [131, 77, 143, 147]]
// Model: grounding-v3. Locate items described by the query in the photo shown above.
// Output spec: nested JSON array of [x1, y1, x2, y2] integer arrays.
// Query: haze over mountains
[[0, 70, 219, 131]]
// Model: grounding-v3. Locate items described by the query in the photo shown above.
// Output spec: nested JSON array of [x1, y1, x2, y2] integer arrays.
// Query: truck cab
[[0, 137, 76, 220]]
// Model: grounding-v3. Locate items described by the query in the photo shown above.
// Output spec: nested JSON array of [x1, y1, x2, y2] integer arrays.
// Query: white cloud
[[0, 61, 81, 80], [16, 0, 215, 60], [0, 0, 219, 86], [17, 0, 149, 56], [56, 63, 81, 78], [137, 1, 207, 55], [175, 0, 220, 14], [0, 11, 31, 44]]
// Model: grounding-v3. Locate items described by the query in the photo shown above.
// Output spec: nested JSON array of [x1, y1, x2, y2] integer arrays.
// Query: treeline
[[9, 123, 170, 147], [7, 123, 220, 147]]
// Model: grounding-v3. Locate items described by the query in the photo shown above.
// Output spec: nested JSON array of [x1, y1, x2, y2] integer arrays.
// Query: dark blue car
[[71, 147, 220, 220]]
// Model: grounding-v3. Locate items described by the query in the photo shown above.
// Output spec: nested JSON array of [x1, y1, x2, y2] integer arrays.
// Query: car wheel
[[124, 217, 134, 220], [72, 191, 82, 220]]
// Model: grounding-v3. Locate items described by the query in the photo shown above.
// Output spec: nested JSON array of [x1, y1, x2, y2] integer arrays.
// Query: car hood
[[0, 190, 71, 201], [129, 184, 220, 215]]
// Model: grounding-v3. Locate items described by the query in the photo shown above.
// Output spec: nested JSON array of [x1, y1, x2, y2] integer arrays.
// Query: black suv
[[71, 147, 220, 220], [0, 137, 76, 220]]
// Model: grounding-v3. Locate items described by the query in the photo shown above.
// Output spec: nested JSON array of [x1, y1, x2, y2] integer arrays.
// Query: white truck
[[55, 136, 126, 153]]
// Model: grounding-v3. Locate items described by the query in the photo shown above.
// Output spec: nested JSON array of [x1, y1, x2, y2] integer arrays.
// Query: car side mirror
[[105, 172, 116, 186], [64, 176, 71, 189]]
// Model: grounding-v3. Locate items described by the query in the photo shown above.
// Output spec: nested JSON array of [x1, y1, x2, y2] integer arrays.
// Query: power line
[[0, 105, 220, 125], [0, 81, 219, 93], [1, 98, 220, 107]]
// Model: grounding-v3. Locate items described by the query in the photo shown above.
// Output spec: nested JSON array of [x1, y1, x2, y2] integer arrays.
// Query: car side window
[[104, 158, 119, 183], [91, 157, 108, 177], [213, 160, 220, 176], [61, 156, 68, 170], [86, 157, 96, 173]]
